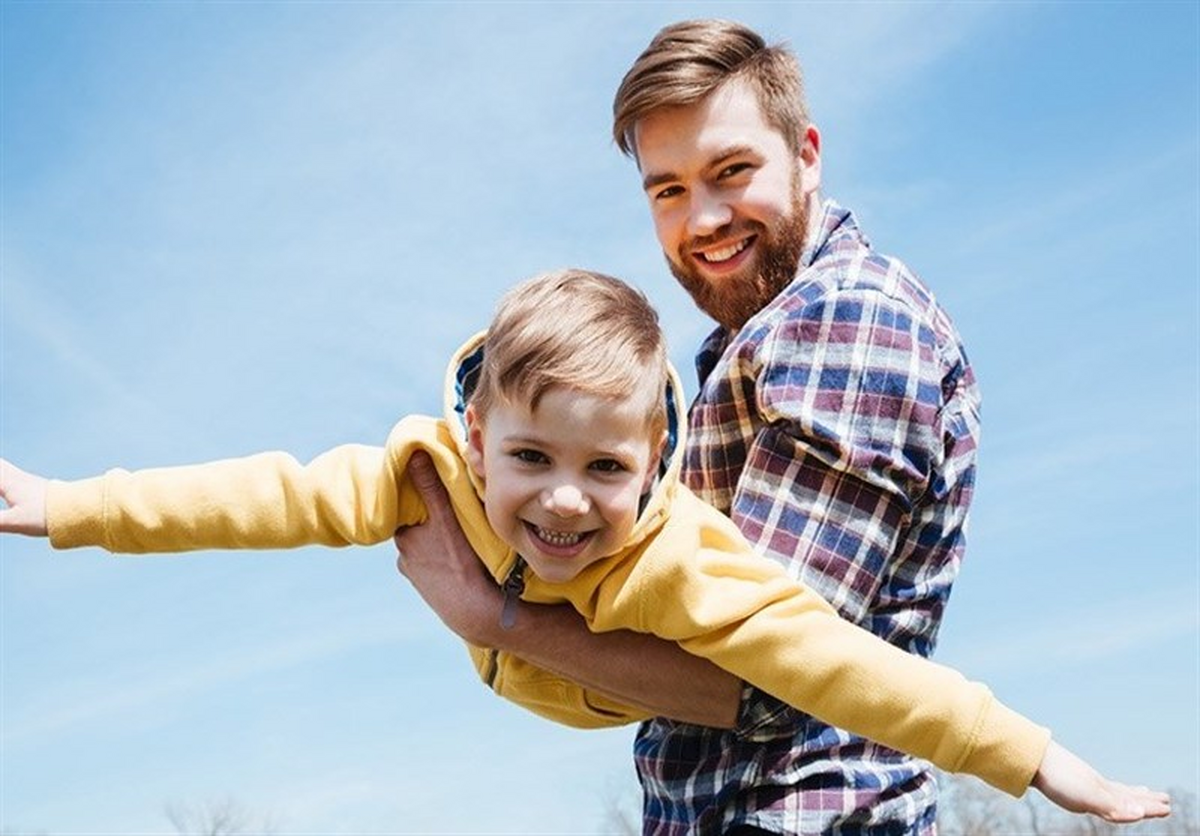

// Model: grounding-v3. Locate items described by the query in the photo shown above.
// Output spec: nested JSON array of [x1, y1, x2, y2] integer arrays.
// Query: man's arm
[[742, 287, 973, 646], [393, 451, 741, 728]]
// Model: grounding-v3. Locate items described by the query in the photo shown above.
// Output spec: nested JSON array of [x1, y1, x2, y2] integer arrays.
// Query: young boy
[[0, 269, 1169, 824]]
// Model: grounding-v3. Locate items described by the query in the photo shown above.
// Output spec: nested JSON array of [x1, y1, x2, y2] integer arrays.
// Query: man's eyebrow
[[642, 170, 677, 192], [640, 145, 758, 192]]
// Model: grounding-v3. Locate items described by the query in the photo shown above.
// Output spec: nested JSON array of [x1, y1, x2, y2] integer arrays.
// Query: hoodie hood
[[442, 331, 687, 551]]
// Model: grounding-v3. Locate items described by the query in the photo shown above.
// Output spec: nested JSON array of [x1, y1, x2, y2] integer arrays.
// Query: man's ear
[[799, 123, 822, 195], [642, 430, 669, 492], [464, 404, 486, 480]]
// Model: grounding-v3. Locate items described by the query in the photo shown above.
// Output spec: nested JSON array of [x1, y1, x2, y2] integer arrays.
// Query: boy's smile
[[466, 385, 663, 585]]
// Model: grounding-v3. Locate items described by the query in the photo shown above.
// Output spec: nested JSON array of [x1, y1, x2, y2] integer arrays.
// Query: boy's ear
[[464, 404, 486, 480], [641, 430, 669, 492]]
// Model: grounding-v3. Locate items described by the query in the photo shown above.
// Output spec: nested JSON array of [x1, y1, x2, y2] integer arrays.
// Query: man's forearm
[[484, 600, 742, 729]]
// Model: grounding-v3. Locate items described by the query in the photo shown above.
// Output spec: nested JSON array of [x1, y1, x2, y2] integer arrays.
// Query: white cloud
[[2, 269, 154, 413], [947, 141, 1196, 264], [3, 608, 427, 747], [944, 589, 1199, 677]]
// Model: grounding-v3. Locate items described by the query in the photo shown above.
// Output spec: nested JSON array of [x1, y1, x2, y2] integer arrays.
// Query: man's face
[[634, 78, 821, 332], [466, 385, 663, 585]]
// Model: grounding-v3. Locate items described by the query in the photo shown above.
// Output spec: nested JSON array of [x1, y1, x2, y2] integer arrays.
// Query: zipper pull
[[499, 556, 527, 631]]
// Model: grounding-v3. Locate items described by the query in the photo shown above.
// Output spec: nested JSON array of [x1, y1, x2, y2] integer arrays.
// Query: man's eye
[[590, 459, 627, 473], [718, 162, 752, 179], [513, 449, 548, 465], [653, 185, 683, 201]]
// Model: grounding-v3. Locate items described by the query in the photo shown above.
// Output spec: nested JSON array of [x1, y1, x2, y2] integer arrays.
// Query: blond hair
[[612, 19, 809, 159], [470, 269, 669, 437]]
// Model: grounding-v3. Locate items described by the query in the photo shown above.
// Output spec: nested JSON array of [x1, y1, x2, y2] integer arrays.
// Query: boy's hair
[[471, 269, 669, 437], [612, 18, 809, 160]]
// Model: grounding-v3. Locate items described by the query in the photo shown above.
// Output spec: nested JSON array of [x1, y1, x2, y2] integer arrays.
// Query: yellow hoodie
[[46, 334, 1049, 797]]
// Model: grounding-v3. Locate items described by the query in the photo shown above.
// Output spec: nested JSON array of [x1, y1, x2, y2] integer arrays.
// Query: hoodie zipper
[[484, 556, 527, 688], [499, 556, 527, 630]]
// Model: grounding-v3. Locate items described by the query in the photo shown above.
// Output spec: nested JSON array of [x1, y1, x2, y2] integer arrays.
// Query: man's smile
[[695, 235, 754, 264]]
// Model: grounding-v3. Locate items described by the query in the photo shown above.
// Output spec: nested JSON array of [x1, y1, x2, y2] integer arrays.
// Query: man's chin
[[695, 294, 759, 332], [676, 278, 752, 331]]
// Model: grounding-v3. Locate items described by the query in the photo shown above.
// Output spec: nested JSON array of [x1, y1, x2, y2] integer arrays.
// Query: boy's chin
[[525, 555, 586, 585]]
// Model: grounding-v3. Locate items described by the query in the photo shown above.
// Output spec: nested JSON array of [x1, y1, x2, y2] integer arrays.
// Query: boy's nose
[[543, 483, 590, 517]]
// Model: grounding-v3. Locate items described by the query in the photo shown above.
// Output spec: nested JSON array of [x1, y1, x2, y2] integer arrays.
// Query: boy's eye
[[513, 449, 548, 465], [590, 458, 627, 473]]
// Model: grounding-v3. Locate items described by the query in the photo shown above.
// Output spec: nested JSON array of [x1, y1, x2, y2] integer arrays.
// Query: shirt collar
[[799, 198, 859, 270]]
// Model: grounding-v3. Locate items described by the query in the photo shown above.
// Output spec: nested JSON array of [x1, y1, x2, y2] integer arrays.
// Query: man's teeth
[[700, 239, 748, 263], [536, 527, 584, 547]]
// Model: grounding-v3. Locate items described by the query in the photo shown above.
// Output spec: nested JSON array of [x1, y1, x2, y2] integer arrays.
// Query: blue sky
[[1, 2, 1196, 833]]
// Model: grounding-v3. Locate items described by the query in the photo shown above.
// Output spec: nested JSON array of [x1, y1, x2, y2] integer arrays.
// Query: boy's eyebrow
[[641, 144, 758, 192], [500, 433, 547, 446]]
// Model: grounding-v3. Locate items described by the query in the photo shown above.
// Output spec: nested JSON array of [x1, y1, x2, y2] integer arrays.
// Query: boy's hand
[[1032, 739, 1171, 822], [0, 459, 50, 536]]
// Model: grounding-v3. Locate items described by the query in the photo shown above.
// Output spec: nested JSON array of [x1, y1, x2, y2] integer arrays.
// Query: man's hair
[[471, 269, 669, 437], [612, 18, 808, 159]]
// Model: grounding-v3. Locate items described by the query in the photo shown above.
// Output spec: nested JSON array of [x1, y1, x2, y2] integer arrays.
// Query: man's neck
[[802, 191, 824, 255]]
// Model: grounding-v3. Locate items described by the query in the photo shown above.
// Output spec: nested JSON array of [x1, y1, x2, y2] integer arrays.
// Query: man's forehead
[[634, 80, 782, 172]]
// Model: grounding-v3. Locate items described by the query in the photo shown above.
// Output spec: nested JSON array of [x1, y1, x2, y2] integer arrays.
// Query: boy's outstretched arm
[[394, 451, 743, 729], [1032, 739, 1171, 822], [0, 459, 48, 536]]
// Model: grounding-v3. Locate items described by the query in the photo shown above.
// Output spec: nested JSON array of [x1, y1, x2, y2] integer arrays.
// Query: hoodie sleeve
[[46, 415, 453, 554], [600, 488, 1050, 798]]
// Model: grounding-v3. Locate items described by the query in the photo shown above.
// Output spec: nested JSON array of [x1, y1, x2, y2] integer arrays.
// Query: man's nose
[[686, 185, 733, 238], [542, 483, 590, 517]]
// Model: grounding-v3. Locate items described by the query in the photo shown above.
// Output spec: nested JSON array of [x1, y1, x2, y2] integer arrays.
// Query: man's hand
[[1032, 739, 1171, 822], [0, 459, 49, 537], [393, 451, 504, 646]]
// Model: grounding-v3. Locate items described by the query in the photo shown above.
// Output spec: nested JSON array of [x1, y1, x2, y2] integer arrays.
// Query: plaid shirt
[[635, 201, 980, 835]]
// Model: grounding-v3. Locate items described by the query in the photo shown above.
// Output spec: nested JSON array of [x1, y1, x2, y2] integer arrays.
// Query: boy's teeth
[[536, 527, 583, 546], [701, 239, 748, 263]]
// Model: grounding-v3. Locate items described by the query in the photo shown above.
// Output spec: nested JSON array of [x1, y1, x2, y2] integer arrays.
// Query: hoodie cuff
[[957, 697, 1053, 797], [46, 476, 110, 550]]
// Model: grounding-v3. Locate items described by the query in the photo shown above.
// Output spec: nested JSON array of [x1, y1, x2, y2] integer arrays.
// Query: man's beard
[[668, 179, 809, 333]]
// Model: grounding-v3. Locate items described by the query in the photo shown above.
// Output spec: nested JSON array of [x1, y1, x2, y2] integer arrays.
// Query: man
[[396, 19, 979, 835]]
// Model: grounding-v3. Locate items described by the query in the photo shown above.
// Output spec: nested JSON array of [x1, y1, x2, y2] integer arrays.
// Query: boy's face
[[466, 385, 664, 585]]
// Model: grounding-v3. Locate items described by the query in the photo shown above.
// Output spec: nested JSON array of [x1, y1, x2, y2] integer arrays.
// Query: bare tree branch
[[164, 797, 278, 835]]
